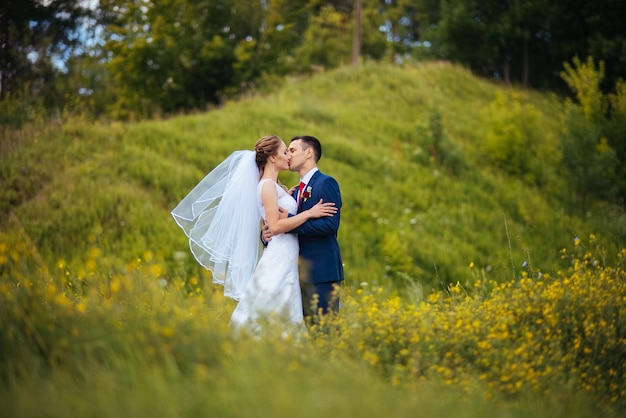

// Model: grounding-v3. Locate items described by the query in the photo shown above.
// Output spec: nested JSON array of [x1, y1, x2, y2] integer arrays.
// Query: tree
[[0, 0, 92, 115], [352, 0, 361, 65], [295, 1, 389, 71], [605, 80, 626, 206], [550, 0, 626, 92], [99, 0, 323, 118], [100, 0, 240, 118], [295, 5, 353, 71], [423, 0, 626, 91], [230, 0, 310, 86], [377, 0, 439, 58], [430, 0, 555, 87], [560, 57, 618, 209]]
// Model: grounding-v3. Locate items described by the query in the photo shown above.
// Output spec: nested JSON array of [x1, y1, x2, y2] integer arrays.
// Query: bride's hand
[[308, 199, 337, 218]]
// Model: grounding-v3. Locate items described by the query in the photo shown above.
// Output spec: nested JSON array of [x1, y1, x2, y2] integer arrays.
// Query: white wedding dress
[[229, 179, 304, 333]]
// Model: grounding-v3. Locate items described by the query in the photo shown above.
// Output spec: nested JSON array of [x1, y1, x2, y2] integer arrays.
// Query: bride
[[171, 135, 337, 332]]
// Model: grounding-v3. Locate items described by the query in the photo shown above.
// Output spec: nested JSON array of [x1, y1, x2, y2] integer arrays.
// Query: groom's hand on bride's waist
[[260, 207, 288, 245], [261, 220, 273, 245]]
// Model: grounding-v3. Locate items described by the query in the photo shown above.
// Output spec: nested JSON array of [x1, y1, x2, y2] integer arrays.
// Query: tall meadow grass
[[2, 61, 626, 416], [2, 62, 624, 291], [1, 215, 624, 417]]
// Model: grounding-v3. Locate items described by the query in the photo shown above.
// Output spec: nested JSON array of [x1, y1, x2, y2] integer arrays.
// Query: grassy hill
[[2, 61, 623, 293], [2, 61, 626, 417]]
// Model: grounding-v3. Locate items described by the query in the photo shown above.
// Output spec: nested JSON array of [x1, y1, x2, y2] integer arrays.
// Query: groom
[[264, 135, 344, 319]]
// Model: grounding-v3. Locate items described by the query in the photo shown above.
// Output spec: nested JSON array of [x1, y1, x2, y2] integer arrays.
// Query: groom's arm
[[293, 210, 340, 237], [290, 177, 341, 237], [261, 207, 289, 244]]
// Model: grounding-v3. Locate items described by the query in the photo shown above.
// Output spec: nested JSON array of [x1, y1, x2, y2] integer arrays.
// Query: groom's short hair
[[291, 135, 322, 162]]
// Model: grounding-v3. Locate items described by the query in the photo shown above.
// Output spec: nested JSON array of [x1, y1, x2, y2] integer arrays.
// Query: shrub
[[311, 235, 626, 407]]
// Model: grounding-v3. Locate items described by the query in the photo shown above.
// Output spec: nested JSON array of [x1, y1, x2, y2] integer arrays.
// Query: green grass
[[0, 361, 610, 418], [4, 61, 624, 293], [1, 60, 626, 417], [1, 224, 624, 417]]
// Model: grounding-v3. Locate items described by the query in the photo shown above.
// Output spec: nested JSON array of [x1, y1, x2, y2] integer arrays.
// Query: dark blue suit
[[291, 170, 344, 316]]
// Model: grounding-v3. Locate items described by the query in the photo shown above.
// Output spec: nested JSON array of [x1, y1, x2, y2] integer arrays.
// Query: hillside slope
[[2, 61, 624, 293]]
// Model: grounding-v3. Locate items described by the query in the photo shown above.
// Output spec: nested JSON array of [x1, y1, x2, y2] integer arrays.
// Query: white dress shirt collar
[[300, 167, 318, 185]]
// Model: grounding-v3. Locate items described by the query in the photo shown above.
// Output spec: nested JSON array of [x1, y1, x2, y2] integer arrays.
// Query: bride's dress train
[[229, 179, 303, 334]]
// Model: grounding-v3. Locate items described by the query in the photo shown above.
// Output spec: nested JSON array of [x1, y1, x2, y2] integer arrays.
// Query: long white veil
[[171, 150, 262, 300]]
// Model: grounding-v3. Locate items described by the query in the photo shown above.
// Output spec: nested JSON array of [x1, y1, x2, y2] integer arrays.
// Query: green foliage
[[0, 120, 68, 213], [380, 0, 439, 57], [481, 91, 562, 189], [2, 61, 626, 416], [411, 106, 464, 174], [0, 0, 91, 106], [5, 0, 626, 124], [605, 80, 626, 204], [56, 54, 116, 118], [427, 0, 625, 90], [561, 108, 617, 208], [319, 236, 626, 407], [1, 61, 625, 295], [559, 57, 621, 208], [432, 0, 493, 66], [356, 1, 389, 61], [1, 227, 625, 416], [103, 0, 238, 119], [295, 5, 353, 71], [561, 57, 607, 124], [0, 88, 48, 128]]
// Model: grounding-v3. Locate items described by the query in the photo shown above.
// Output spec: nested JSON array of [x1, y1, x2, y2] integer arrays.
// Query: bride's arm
[[262, 181, 336, 235]]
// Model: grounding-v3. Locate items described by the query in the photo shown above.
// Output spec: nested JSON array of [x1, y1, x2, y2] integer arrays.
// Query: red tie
[[297, 181, 305, 204]]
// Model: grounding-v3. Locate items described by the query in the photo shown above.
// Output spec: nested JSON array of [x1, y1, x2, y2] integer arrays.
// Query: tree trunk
[[522, 39, 529, 88], [352, 0, 362, 66], [0, 2, 8, 100], [503, 56, 511, 85]]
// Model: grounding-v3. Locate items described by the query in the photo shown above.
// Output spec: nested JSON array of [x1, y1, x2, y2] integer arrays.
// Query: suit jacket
[[291, 170, 344, 285]]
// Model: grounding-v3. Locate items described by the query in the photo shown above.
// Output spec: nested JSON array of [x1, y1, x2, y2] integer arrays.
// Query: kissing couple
[[171, 135, 344, 333]]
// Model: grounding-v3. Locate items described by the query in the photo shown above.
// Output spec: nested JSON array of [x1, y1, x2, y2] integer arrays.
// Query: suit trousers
[[301, 280, 341, 317]]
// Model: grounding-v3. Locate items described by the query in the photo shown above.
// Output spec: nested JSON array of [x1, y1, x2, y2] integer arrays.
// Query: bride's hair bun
[[254, 135, 282, 169]]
